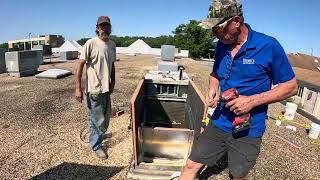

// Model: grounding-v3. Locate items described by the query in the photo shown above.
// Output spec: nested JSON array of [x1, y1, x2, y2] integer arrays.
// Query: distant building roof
[[287, 53, 320, 88], [287, 53, 320, 72], [8, 34, 63, 44], [293, 67, 320, 86]]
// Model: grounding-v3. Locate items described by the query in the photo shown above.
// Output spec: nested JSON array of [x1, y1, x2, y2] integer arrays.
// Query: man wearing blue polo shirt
[[178, 0, 298, 179]]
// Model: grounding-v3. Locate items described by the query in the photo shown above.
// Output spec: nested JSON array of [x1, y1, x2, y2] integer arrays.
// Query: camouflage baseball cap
[[199, 0, 242, 29]]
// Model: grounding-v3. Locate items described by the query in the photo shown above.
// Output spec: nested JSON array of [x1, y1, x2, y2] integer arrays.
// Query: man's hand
[[75, 59, 86, 103], [200, 127, 205, 134], [75, 88, 83, 103], [207, 88, 220, 108], [225, 95, 255, 115]]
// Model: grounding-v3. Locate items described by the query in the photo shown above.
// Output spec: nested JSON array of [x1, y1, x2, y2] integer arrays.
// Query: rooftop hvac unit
[[5, 50, 43, 77], [127, 70, 207, 179], [60, 51, 78, 60], [32, 45, 52, 56]]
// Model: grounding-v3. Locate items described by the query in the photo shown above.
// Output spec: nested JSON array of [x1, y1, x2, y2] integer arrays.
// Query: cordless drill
[[221, 88, 251, 133]]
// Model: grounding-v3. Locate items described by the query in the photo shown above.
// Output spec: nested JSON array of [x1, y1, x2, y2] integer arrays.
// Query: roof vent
[[295, 53, 299, 56]]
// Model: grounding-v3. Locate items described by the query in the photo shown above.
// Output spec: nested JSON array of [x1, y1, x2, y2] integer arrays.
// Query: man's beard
[[220, 28, 241, 45], [99, 31, 110, 41]]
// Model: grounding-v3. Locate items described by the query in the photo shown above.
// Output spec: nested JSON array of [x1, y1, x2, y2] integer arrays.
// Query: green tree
[[142, 35, 175, 48], [109, 35, 175, 48], [77, 20, 215, 59], [77, 38, 90, 46], [173, 20, 215, 59], [0, 43, 8, 49]]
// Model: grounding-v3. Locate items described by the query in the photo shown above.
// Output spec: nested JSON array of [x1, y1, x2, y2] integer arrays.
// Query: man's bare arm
[[226, 78, 298, 115], [75, 59, 86, 103], [111, 63, 115, 83], [251, 77, 298, 107], [110, 63, 115, 93], [208, 72, 220, 107]]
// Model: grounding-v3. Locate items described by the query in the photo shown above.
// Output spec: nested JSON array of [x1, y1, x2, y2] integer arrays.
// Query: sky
[[1, 0, 319, 56]]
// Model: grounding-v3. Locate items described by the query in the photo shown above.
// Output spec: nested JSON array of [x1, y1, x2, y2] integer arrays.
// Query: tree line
[[0, 20, 216, 59], [0, 43, 8, 49], [78, 20, 216, 59]]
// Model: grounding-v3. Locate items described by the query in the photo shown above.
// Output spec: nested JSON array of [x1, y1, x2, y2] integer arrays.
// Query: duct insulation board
[[158, 61, 178, 72], [35, 69, 72, 79], [140, 127, 193, 159]]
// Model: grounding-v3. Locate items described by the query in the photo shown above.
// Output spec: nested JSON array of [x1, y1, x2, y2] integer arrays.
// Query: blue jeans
[[86, 92, 111, 151]]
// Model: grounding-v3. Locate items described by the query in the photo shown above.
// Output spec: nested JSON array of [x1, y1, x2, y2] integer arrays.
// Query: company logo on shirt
[[243, 59, 255, 64]]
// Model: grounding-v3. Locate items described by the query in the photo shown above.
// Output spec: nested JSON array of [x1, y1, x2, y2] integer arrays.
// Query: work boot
[[102, 132, 112, 140], [94, 148, 108, 159]]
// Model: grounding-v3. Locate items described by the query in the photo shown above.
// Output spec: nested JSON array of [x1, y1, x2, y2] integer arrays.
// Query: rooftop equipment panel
[[161, 45, 175, 61]]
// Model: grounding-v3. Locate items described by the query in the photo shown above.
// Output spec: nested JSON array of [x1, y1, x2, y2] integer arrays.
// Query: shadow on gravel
[[30, 162, 125, 180]]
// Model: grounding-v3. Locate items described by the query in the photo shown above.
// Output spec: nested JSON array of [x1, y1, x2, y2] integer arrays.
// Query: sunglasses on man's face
[[212, 17, 234, 34], [99, 22, 110, 27]]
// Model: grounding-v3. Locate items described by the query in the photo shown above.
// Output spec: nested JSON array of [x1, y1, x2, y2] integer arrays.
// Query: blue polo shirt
[[211, 24, 295, 137]]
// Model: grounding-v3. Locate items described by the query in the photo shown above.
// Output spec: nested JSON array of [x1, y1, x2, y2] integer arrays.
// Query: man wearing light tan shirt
[[75, 16, 116, 159]]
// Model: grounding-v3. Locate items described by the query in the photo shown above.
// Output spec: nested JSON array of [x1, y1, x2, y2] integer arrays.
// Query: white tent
[[59, 40, 82, 52], [115, 39, 189, 58], [127, 39, 151, 54], [71, 40, 82, 49]]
